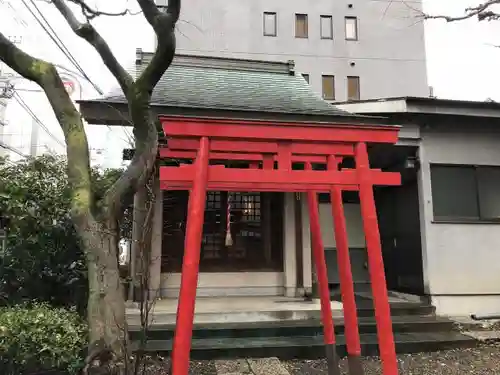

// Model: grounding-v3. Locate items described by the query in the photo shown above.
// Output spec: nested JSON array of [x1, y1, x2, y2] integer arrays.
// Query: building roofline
[[335, 96, 500, 119], [135, 48, 295, 75], [77, 99, 393, 126]]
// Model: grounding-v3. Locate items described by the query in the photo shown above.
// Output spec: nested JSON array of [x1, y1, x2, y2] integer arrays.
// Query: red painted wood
[[157, 115, 401, 375], [306, 163, 337, 352], [327, 156, 361, 357], [355, 142, 399, 375], [277, 142, 292, 171], [159, 166, 400, 187], [168, 138, 279, 153], [331, 185, 362, 356], [163, 121, 398, 144], [263, 154, 274, 170], [159, 115, 400, 134], [170, 137, 210, 375], [166, 138, 355, 156], [160, 181, 364, 192], [159, 148, 328, 163], [329, 198, 361, 358]]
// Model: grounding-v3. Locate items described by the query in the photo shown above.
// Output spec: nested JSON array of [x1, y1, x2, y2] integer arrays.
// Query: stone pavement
[[215, 358, 290, 375]]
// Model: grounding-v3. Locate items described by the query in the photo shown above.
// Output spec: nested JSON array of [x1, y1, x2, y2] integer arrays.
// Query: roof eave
[[336, 97, 500, 119], [78, 99, 393, 126]]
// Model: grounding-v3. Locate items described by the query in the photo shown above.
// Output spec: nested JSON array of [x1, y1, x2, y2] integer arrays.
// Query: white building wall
[[319, 203, 365, 249], [419, 125, 500, 316], [157, 0, 429, 102]]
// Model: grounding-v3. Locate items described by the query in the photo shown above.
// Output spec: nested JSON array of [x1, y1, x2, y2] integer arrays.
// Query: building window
[[347, 76, 360, 101], [345, 16, 358, 40], [320, 15, 333, 39], [302, 73, 310, 83], [430, 164, 500, 221], [295, 14, 308, 38], [263, 12, 277, 36], [322, 75, 335, 100]]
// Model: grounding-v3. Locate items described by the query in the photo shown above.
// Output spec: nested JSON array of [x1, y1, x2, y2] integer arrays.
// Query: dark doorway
[[161, 191, 283, 272], [373, 145, 425, 295]]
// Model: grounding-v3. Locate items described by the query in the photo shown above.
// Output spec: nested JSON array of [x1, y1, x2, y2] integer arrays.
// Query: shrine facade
[[79, 51, 423, 303]]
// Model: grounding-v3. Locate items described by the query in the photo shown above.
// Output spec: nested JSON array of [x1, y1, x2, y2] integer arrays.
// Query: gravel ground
[[140, 358, 217, 375], [284, 343, 500, 375], [138, 343, 500, 374]]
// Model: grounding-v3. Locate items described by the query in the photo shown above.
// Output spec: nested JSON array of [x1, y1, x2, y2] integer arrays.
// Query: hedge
[[0, 303, 87, 375]]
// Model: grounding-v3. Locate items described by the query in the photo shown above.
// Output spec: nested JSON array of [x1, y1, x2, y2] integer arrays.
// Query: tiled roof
[[104, 53, 354, 118]]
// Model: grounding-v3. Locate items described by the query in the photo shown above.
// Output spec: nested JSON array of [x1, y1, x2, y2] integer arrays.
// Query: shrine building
[[79, 51, 500, 320]]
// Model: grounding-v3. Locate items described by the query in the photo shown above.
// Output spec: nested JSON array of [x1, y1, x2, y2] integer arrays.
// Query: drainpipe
[[471, 313, 500, 321]]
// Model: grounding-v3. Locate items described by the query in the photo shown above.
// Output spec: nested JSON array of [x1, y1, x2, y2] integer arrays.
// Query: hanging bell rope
[[225, 193, 233, 247]]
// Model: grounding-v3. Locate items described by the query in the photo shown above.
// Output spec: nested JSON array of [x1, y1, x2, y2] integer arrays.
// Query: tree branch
[[51, 0, 134, 97], [136, 0, 163, 28], [136, 0, 180, 93], [66, 0, 134, 20], [0, 32, 92, 225], [46, 0, 180, 220], [423, 0, 500, 22], [102, 0, 181, 218]]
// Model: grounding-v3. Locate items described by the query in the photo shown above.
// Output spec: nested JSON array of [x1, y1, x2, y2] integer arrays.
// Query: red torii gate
[[158, 116, 401, 375]]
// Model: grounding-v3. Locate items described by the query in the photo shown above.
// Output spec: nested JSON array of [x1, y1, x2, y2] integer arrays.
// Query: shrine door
[[161, 191, 283, 273]]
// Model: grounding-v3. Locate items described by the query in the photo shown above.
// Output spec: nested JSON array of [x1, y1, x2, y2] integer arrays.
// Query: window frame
[[347, 76, 360, 101], [263, 12, 277, 37], [321, 75, 335, 101], [345, 16, 358, 41], [295, 13, 309, 38], [320, 15, 334, 40], [430, 163, 500, 223]]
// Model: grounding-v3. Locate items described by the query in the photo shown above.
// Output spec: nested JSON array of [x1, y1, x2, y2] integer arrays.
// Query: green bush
[[0, 303, 87, 375], [0, 156, 129, 314]]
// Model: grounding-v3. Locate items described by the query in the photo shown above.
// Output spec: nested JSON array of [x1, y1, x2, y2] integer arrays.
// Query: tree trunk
[[82, 219, 128, 374]]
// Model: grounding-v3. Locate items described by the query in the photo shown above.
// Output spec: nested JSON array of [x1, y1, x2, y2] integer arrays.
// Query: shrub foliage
[[0, 303, 87, 375]]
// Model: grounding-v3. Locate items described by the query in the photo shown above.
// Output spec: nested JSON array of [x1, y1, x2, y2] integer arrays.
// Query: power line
[[11, 0, 134, 151], [13, 91, 65, 148], [0, 0, 29, 29], [22, 0, 134, 144], [0, 140, 27, 158], [22, 0, 104, 95]]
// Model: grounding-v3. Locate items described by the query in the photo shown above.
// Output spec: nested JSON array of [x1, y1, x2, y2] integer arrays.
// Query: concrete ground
[[142, 343, 500, 374]]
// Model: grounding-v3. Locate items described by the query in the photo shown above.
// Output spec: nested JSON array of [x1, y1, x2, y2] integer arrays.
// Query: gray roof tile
[[105, 57, 352, 117]]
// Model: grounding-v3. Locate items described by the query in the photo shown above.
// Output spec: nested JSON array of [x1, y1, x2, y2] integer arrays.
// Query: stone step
[[127, 300, 435, 326], [130, 331, 477, 359], [355, 302, 435, 317], [329, 293, 436, 317], [129, 315, 456, 340]]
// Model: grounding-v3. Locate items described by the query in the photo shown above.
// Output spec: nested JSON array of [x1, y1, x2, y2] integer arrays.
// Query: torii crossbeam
[[159, 116, 401, 375]]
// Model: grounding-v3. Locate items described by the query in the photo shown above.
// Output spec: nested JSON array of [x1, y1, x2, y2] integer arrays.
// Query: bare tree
[[422, 0, 500, 22], [0, 0, 181, 373]]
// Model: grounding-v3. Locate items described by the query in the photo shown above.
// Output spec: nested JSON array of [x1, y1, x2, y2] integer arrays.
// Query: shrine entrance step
[[126, 296, 343, 326], [330, 291, 435, 317], [129, 313, 476, 359]]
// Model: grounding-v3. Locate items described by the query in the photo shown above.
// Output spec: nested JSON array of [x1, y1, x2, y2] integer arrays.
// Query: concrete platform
[[126, 296, 343, 326]]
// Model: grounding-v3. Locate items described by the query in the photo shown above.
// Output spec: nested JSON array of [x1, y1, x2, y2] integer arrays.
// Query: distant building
[[157, 0, 429, 102]]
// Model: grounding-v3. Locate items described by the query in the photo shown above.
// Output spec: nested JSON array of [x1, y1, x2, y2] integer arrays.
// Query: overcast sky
[[1, 0, 499, 163]]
